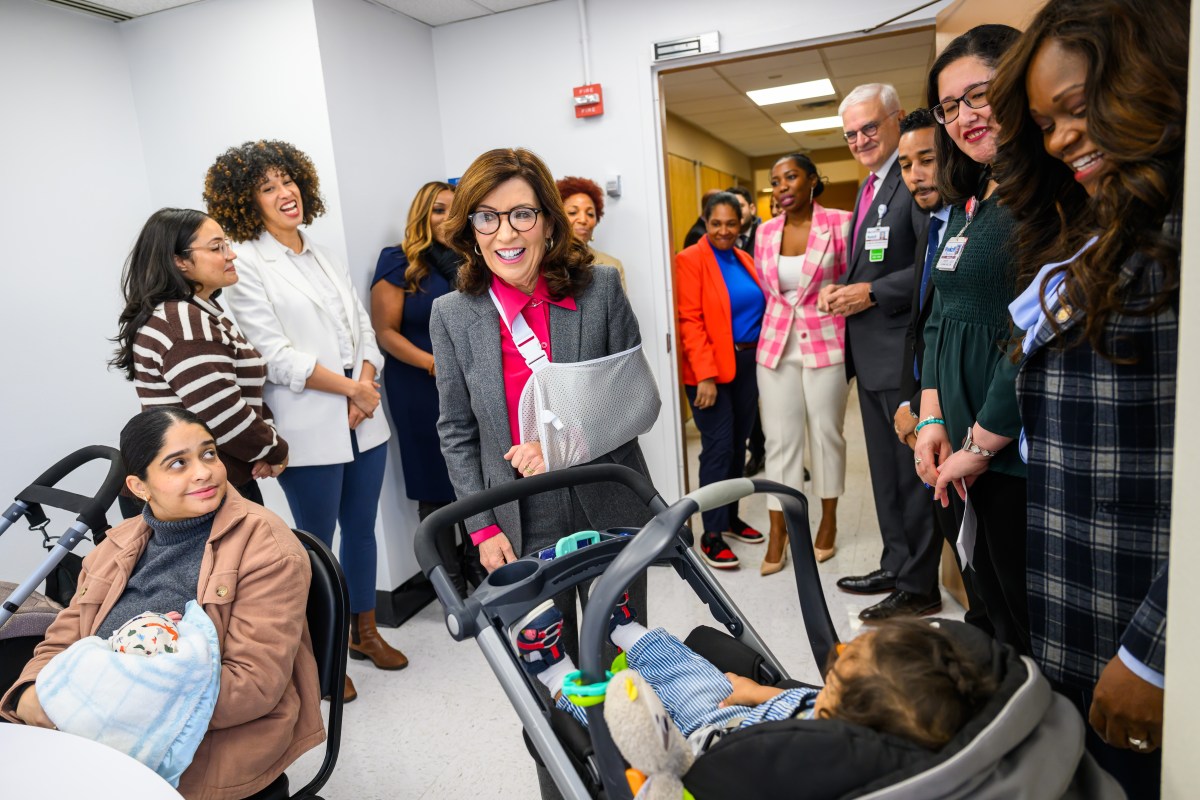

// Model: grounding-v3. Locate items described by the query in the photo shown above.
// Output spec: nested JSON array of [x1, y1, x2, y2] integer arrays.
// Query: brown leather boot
[[761, 510, 789, 576], [349, 609, 409, 670], [343, 674, 358, 703]]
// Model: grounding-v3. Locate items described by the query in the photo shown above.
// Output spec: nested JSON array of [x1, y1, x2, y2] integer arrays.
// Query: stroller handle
[[414, 464, 663, 627], [580, 478, 840, 800], [11, 445, 125, 535]]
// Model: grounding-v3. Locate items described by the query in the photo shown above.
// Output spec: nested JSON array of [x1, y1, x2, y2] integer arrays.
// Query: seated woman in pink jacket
[[1, 407, 324, 800], [755, 154, 853, 574]]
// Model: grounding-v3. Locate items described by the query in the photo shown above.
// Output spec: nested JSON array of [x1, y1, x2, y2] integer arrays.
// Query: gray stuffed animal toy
[[602, 668, 695, 800]]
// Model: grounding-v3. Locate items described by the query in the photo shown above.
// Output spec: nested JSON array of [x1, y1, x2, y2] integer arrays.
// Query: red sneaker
[[700, 532, 740, 569], [727, 523, 764, 544]]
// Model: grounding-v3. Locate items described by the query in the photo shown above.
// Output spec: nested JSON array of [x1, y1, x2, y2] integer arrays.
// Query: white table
[[0, 723, 184, 798]]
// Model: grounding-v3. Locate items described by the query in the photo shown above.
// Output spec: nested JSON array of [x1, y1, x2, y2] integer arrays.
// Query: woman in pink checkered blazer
[[755, 154, 853, 575]]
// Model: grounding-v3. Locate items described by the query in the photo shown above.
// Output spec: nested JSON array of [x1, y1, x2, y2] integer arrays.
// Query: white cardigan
[[223, 230, 390, 467]]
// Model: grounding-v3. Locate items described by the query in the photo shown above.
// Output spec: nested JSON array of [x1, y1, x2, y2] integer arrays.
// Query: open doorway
[[659, 27, 937, 573]]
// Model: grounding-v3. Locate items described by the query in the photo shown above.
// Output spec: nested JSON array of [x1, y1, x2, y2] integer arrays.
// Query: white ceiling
[[48, 0, 553, 25], [662, 29, 937, 158]]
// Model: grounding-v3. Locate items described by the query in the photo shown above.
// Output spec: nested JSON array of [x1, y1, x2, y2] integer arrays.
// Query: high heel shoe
[[814, 545, 837, 563], [761, 510, 789, 576], [814, 510, 838, 563], [761, 540, 788, 575]]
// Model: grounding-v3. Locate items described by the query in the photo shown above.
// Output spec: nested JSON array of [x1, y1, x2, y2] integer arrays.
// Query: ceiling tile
[[664, 27, 937, 165]]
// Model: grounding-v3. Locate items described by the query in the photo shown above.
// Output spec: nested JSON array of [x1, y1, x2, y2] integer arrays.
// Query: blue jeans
[[685, 347, 759, 532], [277, 432, 387, 613]]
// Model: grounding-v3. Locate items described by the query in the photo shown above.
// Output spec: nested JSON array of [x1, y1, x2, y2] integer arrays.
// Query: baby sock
[[610, 621, 649, 654], [538, 656, 577, 698]]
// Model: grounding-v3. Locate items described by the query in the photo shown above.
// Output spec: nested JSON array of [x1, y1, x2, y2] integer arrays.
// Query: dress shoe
[[349, 609, 410, 670], [858, 589, 943, 623], [835, 568, 897, 595], [343, 674, 358, 703], [814, 546, 837, 563]]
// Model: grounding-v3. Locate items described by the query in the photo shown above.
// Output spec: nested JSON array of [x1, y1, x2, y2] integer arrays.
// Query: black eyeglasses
[[468, 207, 542, 235], [933, 81, 990, 125], [843, 110, 900, 143], [185, 238, 234, 256]]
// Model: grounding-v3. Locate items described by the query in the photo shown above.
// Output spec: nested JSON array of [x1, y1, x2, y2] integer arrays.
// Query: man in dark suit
[[818, 83, 937, 619]]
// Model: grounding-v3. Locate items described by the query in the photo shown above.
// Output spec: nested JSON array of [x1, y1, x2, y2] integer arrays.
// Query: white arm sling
[[489, 289, 661, 471]]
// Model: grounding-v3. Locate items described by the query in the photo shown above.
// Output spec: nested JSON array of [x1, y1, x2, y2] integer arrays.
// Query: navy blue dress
[[372, 245, 457, 503]]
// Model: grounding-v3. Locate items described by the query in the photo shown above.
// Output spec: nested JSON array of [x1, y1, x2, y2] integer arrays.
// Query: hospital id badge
[[936, 236, 968, 271], [864, 226, 890, 250]]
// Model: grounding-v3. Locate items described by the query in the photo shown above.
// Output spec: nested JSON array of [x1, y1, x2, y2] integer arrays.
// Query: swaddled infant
[[109, 611, 182, 656]]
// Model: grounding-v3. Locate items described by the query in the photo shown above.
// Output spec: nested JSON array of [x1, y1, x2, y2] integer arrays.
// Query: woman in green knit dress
[[912, 25, 1030, 655]]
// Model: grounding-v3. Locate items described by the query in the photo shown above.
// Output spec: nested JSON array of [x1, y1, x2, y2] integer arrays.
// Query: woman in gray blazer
[[430, 147, 652, 664]]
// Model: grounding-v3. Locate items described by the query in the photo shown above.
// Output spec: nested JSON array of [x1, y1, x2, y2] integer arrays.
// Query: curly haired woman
[[989, 1, 1186, 794], [556, 175, 625, 290], [204, 140, 406, 703]]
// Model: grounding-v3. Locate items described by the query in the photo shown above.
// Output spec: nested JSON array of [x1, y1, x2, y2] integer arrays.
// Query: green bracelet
[[915, 417, 946, 433]]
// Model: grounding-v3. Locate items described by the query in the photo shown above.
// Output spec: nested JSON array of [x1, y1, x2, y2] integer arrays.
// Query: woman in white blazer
[[205, 140, 405, 703]]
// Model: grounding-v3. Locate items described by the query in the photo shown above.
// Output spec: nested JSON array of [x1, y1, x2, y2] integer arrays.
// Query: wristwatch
[[868, 288, 877, 306], [962, 426, 998, 458]]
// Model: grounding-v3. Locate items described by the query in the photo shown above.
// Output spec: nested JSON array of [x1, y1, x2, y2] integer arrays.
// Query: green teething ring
[[562, 669, 613, 707]]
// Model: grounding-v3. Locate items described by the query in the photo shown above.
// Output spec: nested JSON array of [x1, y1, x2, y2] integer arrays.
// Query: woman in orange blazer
[[676, 192, 766, 569]]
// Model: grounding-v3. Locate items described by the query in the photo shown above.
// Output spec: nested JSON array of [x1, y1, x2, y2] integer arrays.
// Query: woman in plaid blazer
[[991, 0, 1185, 795], [754, 154, 852, 574]]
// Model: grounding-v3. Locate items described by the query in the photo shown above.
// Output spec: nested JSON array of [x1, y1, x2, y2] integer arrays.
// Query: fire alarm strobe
[[574, 84, 603, 118]]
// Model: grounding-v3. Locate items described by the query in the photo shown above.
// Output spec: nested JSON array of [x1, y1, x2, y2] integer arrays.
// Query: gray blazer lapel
[[549, 301, 582, 362], [466, 298, 511, 448]]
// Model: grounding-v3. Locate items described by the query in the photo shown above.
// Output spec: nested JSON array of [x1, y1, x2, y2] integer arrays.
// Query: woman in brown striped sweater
[[111, 208, 289, 517]]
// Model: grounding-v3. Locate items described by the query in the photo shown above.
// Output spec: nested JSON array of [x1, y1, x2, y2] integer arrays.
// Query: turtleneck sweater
[[93, 501, 219, 639]]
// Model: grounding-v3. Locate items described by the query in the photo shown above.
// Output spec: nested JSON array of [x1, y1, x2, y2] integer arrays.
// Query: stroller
[[0, 446, 124, 690], [415, 465, 1124, 800]]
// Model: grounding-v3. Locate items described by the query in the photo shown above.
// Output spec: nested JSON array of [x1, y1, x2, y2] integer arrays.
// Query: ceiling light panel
[[747, 78, 834, 106], [781, 115, 844, 133]]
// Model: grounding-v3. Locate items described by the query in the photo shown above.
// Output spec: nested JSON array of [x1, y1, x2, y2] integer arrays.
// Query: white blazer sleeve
[[224, 251, 318, 393], [354, 291, 385, 375]]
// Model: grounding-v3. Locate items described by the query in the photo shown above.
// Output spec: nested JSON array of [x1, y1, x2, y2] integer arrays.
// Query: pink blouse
[[471, 274, 577, 545]]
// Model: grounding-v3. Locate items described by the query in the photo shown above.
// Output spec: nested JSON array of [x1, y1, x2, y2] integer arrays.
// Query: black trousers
[[857, 384, 938, 594], [933, 497, 995, 636], [685, 347, 759, 533], [950, 470, 1030, 656]]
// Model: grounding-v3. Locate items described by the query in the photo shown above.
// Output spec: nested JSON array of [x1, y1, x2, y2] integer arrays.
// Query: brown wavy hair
[[991, 0, 1186, 360], [825, 619, 996, 750], [203, 140, 326, 243], [445, 148, 594, 298], [401, 181, 454, 292], [926, 25, 1021, 206], [556, 176, 605, 219]]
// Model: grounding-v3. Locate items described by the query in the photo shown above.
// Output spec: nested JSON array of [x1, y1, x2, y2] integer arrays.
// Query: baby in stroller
[[512, 596, 996, 753]]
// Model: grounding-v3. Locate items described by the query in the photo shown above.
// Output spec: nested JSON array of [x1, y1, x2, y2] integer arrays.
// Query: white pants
[[757, 333, 850, 510]]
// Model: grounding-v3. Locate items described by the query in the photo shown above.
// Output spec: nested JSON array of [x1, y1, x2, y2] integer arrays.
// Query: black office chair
[[290, 528, 349, 799]]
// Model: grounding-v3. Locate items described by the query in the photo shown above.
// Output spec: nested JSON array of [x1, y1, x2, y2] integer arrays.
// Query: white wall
[[1161, 3, 1200, 793], [0, 0, 150, 579], [432, 0, 946, 500], [119, 0, 348, 265], [312, 0, 446, 584]]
